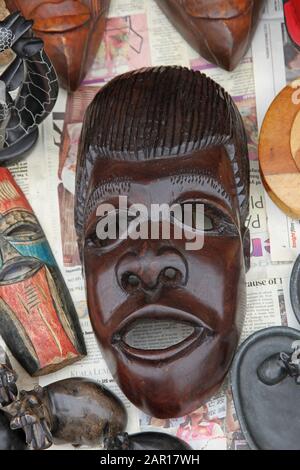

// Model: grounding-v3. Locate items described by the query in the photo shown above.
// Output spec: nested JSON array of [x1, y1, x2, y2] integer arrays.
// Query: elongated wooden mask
[[0, 168, 86, 376], [155, 0, 265, 70], [6, 0, 110, 91], [75, 67, 250, 418]]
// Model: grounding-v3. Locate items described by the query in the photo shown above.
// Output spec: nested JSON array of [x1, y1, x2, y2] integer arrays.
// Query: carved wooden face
[[6, 0, 110, 91], [82, 151, 245, 418], [0, 168, 85, 376], [76, 67, 249, 418], [156, 0, 265, 70]]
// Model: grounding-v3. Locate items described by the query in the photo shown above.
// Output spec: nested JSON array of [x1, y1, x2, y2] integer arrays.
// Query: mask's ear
[[242, 226, 250, 272]]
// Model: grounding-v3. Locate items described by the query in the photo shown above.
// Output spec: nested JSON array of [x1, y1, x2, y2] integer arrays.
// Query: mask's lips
[[111, 306, 215, 362]]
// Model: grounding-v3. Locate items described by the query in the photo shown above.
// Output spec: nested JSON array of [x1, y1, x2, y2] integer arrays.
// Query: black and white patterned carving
[[0, 27, 14, 52], [0, 12, 59, 162]]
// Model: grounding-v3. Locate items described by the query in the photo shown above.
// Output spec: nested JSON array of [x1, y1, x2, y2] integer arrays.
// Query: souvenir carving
[[105, 432, 192, 450], [155, 0, 265, 71], [0, 0, 14, 66], [0, 346, 17, 407], [259, 80, 300, 218], [4, 378, 127, 450], [0, 167, 86, 377], [0, 411, 27, 450], [0, 352, 26, 449], [6, 0, 111, 91], [290, 254, 300, 325], [284, 0, 300, 50], [0, 12, 58, 162], [75, 66, 250, 418], [231, 326, 300, 450]]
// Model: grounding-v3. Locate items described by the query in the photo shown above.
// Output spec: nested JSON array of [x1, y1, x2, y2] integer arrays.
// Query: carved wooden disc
[[259, 81, 300, 218]]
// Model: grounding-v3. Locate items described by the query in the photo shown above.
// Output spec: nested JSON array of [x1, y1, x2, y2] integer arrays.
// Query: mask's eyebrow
[[170, 171, 231, 205], [85, 178, 132, 222]]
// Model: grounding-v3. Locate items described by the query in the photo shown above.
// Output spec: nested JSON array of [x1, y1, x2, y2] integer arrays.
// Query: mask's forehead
[[0, 169, 32, 215]]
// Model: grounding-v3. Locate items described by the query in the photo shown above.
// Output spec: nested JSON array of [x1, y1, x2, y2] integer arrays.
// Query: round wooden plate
[[259, 80, 300, 218]]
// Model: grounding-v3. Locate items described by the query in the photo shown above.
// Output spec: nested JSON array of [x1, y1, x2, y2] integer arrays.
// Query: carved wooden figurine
[[155, 0, 265, 70], [0, 346, 17, 407], [6, 0, 111, 91], [75, 66, 250, 418], [4, 378, 127, 450], [0, 346, 26, 450], [0, 12, 58, 162], [0, 168, 86, 376]]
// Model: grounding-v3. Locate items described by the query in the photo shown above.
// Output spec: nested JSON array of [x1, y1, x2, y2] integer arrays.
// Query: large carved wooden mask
[[75, 67, 250, 418]]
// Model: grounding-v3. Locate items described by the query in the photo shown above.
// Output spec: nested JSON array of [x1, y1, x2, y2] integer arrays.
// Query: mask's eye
[[172, 202, 214, 232], [173, 201, 237, 236], [85, 229, 114, 249], [203, 214, 214, 231], [5, 223, 43, 241], [85, 210, 135, 250]]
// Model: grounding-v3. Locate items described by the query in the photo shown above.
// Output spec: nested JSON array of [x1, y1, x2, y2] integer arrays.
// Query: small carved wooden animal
[[4, 378, 127, 450]]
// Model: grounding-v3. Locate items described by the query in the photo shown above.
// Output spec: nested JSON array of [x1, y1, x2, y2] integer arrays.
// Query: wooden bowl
[[259, 80, 300, 218]]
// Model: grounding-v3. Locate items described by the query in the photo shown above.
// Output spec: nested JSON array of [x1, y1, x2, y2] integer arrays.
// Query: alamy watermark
[[96, 196, 207, 250]]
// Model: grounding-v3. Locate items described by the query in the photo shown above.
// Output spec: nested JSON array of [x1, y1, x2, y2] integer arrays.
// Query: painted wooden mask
[[0, 168, 86, 376], [75, 67, 250, 418], [155, 0, 265, 70], [6, 0, 111, 91]]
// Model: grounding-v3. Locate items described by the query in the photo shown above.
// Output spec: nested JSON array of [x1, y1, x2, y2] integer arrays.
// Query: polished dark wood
[[6, 0, 110, 91], [0, 411, 27, 450], [0, 346, 17, 407], [4, 378, 127, 450], [0, 168, 86, 376], [105, 432, 192, 450], [75, 66, 250, 418], [155, 0, 265, 70], [231, 327, 300, 450]]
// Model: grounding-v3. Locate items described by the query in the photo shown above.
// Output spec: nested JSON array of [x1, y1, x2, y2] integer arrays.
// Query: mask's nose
[[116, 245, 187, 298]]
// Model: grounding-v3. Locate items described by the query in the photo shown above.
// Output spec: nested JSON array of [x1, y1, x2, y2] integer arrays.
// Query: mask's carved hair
[[75, 66, 249, 240]]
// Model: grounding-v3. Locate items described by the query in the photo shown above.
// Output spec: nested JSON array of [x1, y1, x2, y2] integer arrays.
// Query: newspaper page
[[0, 0, 299, 451]]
